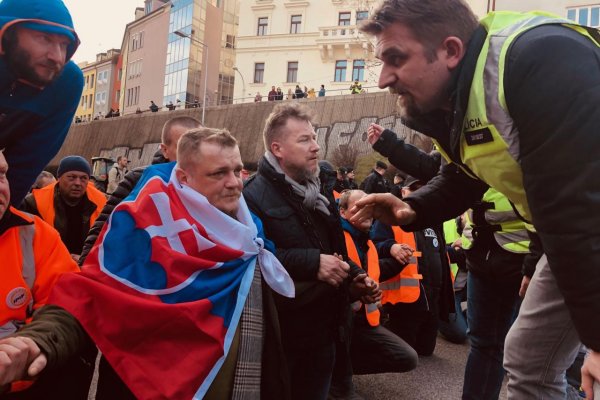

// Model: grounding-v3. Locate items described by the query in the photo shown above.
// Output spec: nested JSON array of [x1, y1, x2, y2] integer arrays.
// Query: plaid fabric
[[231, 261, 264, 399]]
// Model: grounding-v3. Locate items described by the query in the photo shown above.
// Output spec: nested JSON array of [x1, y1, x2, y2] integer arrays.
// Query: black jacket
[[393, 25, 600, 350], [359, 169, 389, 194], [243, 157, 358, 351], [21, 184, 99, 255], [79, 151, 167, 265], [373, 128, 540, 280]]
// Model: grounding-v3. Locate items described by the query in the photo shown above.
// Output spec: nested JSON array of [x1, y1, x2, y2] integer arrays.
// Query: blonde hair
[[177, 128, 238, 170]]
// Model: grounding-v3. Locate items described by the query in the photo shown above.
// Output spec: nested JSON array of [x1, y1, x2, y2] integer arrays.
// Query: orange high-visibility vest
[[31, 181, 106, 227], [343, 231, 381, 327], [380, 227, 423, 304], [0, 207, 78, 392], [333, 190, 341, 200]]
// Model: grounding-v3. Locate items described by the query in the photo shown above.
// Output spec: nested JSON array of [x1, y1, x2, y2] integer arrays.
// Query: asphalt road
[[354, 336, 509, 400], [88, 336, 509, 399]]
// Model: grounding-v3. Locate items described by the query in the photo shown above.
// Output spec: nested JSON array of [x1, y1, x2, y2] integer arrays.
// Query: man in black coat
[[243, 102, 379, 400], [359, 160, 390, 194]]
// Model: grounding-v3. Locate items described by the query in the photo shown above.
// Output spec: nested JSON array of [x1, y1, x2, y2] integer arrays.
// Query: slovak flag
[[50, 162, 293, 400]]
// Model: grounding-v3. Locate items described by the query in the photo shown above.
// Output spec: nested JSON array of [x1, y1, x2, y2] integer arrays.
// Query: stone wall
[[53, 92, 432, 171]]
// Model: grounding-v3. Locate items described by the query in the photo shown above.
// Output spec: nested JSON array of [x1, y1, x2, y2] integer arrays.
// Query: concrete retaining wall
[[53, 92, 432, 170]]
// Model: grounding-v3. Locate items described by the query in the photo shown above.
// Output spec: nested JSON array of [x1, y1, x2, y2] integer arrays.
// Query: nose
[[47, 41, 67, 65], [225, 172, 242, 188], [310, 137, 320, 152], [378, 64, 396, 89]]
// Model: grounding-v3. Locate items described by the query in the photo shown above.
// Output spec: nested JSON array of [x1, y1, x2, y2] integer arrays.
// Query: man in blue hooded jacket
[[0, 0, 84, 207]]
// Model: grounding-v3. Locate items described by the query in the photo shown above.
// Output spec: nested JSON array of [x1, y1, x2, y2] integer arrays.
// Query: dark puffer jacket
[[79, 151, 167, 265]]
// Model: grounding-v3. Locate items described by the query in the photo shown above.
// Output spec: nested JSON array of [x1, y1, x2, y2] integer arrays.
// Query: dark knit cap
[[57, 156, 91, 177]]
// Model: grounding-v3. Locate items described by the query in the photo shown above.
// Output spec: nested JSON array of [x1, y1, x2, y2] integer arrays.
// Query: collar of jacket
[[0, 206, 32, 236], [403, 25, 488, 164], [341, 218, 371, 253]]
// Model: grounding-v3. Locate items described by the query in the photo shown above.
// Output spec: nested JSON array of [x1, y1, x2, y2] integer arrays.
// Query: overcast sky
[[64, 0, 142, 64]]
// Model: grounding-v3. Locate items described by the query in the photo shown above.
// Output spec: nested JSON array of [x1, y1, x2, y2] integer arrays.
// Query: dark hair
[[376, 160, 388, 170], [360, 0, 478, 61]]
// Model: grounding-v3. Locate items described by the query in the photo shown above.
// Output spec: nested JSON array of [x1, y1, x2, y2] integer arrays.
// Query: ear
[[270, 141, 283, 158], [441, 36, 465, 70], [339, 207, 348, 220], [160, 143, 169, 159], [175, 167, 189, 186]]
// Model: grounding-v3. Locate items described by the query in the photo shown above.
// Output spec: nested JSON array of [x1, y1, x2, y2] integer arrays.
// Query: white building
[[234, 0, 490, 103], [494, 0, 600, 27]]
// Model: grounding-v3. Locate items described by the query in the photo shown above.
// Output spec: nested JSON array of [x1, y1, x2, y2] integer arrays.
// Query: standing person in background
[[353, 1, 600, 398], [106, 155, 129, 195], [32, 171, 56, 190], [319, 84, 326, 97], [294, 85, 304, 99], [255, 92, 263, 102], [349, 80, 362, 94], [276, 87, 284, 100], [0, 0, 84, 207], [268, 86, 278, 101], [360, 161, 390, 194], [346, 167, 359, 189]]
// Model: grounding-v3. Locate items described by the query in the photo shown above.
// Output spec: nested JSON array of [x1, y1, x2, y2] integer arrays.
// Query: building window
[[352, 60, 365, 81], [334, 60, 347, 82], [90, 74, 95, 88], [287, 61, 298, 83], [356, 10, 369, 23], [88, 96, 92, 108], [254, 63, 265, 83], [567, 6, 600, 27], [290, 15, 302, 34], [132, 32, 144, 51], [257, 17, 268, 36], [80, 96, 84, 107], [338, 12, 351, 26], [226, 34, 235, 48]]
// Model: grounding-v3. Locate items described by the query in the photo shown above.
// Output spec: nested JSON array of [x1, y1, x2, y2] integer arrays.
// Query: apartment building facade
[[233, 0, 489, 102], [494, 0, 600, 27]]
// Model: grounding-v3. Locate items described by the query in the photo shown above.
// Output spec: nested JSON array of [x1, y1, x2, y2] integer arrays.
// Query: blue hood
[[0, 0, 80, 60]]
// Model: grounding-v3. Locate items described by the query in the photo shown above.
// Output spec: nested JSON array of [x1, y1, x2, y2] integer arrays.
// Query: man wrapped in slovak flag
[[50, 128, 295, 400]]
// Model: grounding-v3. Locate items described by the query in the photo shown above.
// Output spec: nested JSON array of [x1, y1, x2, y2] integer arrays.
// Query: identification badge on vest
[[464, 127, 494, 146]]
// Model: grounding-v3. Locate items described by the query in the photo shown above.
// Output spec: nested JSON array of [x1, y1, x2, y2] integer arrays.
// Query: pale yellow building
[[75, 63, 97, 122], [234, 0, 490, 103]]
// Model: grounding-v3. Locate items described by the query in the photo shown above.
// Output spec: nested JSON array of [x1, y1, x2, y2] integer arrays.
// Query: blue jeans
[[462, 271, 521, 400], [439, 287, 468, 344]]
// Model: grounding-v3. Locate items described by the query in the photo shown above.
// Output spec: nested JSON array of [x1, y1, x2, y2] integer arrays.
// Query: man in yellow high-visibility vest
[[352, 0, 600, 398]]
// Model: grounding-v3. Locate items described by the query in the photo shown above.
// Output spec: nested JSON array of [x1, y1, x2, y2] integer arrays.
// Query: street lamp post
[[232, 67, 246, 104], [174, 30, 208, 125]]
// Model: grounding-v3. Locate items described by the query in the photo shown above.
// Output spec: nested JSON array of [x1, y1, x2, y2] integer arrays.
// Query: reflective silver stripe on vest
[[19, 224, 36, 288], [484, 15, 574, 163], [0, 321, 23, 339], [365, 303, 378, 314], [493, 229, 529, 246], [484, 209, 519, 224], [379, 278, 420, 291]]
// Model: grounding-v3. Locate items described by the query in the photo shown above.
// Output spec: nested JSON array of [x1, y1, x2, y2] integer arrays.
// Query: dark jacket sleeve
[[20, 194, 41, 217], [79, 168, 143, 265], [373, 129, 441, 181], [504, 25, 600, 350], [13, 305, 91, 370], [401, 163, 489, 231], [371, 220, 396, 258]]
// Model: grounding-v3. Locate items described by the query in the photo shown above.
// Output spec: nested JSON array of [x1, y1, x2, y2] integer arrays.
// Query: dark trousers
[[286, 341, 336, 400], [350, 319, 418, 374], [439, 287, 468, 344], [462, 271, 521, 400], [384, 289, 440, 356]]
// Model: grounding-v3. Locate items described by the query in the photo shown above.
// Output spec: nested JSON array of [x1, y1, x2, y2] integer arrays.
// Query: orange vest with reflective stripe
[[343, 231, 380, 327], [379, 227, 422, 304], [31, 181, 106, 227], [0, 207, 78, 392]]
